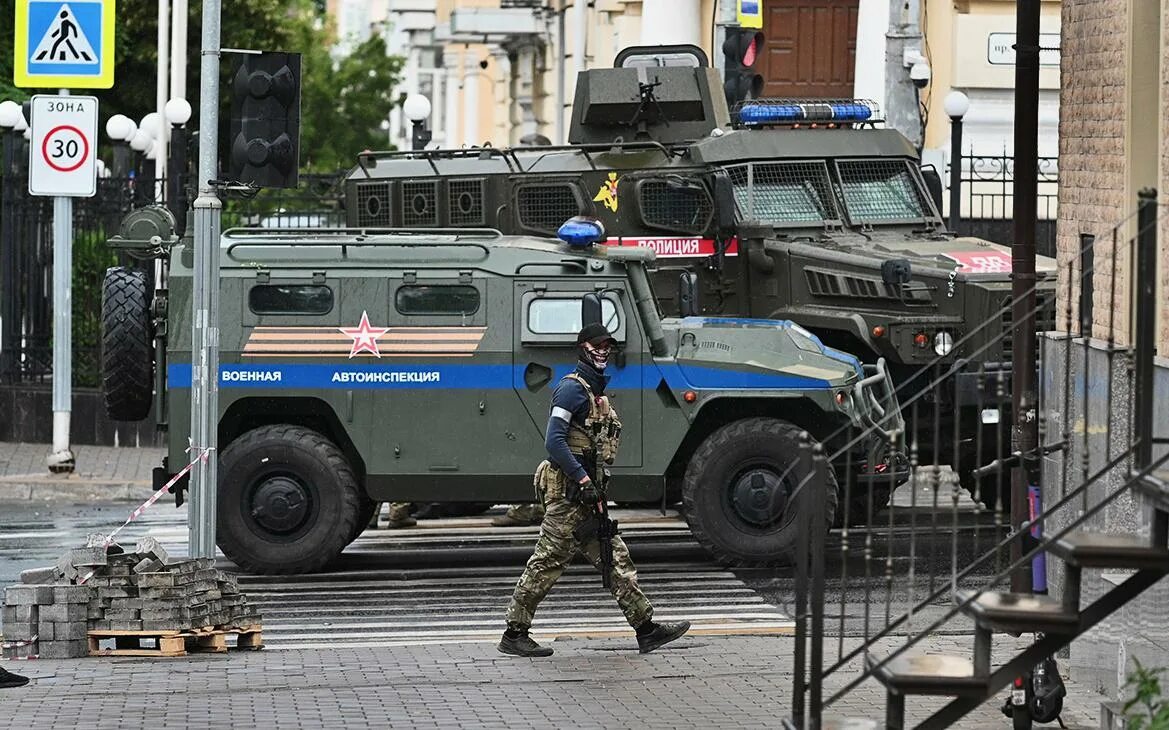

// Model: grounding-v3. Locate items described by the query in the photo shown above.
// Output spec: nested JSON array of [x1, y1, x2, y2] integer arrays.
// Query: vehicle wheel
[[218, 424, 361, 574], [682, 417, 838, 567], [352, 498, 379, 541], [101, 266, 153, 421]]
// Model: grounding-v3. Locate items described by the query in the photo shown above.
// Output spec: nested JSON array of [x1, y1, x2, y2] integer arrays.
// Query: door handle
[[523, 362, 553, 391]]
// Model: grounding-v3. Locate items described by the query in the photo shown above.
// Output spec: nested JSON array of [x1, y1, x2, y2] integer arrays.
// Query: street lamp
[[944, 90, 970, 233], [105, 114, 134, 177], [403, 94, 432, 152], [0, 100, 25, 385], [164, 97, 192, 232]]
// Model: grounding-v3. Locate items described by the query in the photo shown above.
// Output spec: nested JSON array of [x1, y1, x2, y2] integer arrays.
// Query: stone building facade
[[1049, 0, 1169, 700]]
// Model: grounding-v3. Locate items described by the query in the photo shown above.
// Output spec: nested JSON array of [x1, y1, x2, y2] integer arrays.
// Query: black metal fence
[[0, 127, 346, 387], [786, 191, 1167, 727], [948, 149, 1059, 258]]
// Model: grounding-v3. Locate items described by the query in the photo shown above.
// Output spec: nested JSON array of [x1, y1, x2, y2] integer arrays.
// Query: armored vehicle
[[342, 45, 1056, 509], [103, 208, 903, 574]]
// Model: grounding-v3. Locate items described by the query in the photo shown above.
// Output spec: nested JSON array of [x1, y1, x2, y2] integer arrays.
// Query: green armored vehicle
[[342, 45, 1056, 509], [102, 208, 903, 574]]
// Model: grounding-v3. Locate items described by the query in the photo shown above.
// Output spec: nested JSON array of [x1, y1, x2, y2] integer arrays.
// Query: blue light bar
[[738, 99, 877, 126], [557, 216, 606, 248]]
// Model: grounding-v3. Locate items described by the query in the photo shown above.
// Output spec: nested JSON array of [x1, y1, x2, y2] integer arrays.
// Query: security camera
[[478, 58, 489, 70], [910, 61, 931, 89]]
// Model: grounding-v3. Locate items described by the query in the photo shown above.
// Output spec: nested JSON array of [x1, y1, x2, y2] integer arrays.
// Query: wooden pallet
[[87, 625, 263, 657]]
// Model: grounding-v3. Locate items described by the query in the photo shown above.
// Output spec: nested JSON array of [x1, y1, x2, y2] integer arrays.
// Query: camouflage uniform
[[505, 370, 653, 629]]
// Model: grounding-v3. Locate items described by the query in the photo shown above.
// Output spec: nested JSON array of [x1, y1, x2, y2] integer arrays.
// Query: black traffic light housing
[[722, 28, 765, 109], [229, 51, 301, 189]]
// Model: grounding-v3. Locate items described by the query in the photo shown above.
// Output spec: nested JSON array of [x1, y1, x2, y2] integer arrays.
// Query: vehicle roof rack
[[355, 140, 681, 177]]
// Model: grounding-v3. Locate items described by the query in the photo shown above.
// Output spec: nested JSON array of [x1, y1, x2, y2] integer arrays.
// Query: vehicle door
[[512, 280, 643, 468]]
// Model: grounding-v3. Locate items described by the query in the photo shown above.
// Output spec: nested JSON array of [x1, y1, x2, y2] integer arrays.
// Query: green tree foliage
[[1, 0, 402, 170], [1126, 659, 1169, 730]]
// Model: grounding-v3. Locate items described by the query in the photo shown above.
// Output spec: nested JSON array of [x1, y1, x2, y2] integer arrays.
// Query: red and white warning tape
[[1, 636, 39, 660], [76, 447, 211, 585]]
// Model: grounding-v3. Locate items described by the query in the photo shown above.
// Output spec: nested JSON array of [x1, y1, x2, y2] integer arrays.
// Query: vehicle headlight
[[933, 331, 955, 356]]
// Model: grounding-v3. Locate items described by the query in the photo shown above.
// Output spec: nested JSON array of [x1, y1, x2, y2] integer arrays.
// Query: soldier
[[490, 502, 544, 527], [385, 502, 416, 528], [499, 323, 690, 657], [0, 666, 29, 689]]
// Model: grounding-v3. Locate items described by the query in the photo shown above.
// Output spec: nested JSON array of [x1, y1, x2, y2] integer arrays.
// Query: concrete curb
[[0, 474, 151, 502]]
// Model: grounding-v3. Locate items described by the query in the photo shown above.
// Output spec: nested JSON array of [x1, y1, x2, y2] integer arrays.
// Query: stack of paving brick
[[1, 537, 261, 660]]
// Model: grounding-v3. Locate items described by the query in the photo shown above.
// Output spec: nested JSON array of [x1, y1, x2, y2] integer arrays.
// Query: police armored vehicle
[[102, 208, 903, 574], [342, 44, 1056, 510]]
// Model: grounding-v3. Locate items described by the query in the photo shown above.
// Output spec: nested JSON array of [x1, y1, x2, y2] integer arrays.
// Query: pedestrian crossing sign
[[14, 0, 116, 89]]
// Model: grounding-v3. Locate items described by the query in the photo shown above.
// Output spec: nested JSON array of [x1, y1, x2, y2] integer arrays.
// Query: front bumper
[[849, 357, 906, 444]]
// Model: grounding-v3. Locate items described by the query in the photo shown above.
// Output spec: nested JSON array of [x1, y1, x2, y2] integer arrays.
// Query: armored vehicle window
[[835, 160, 933, 223], [726, 162, 840, 225], [528, 298, 620, 335], [637, 178, 713, 233], [248, 285, 334, 315], [516, 183, 582, 234], [395, 285, 481, 316], [401, 181, 439, 226]]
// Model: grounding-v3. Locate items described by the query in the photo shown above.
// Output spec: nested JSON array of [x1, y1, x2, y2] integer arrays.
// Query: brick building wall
[[1056, 0, 1131, 345]]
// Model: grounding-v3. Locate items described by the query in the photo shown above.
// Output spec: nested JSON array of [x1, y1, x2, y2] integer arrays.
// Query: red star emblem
[[339, 311, 389, 358]]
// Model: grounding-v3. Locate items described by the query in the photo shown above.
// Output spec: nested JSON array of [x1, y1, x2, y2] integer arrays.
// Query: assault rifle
[[573, 454, 620, 588]]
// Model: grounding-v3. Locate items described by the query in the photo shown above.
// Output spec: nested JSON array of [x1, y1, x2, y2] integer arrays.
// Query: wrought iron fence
[[0, 135, 347, 387], [785, 191, 1168, 727], [945, 149, 1059, 258]]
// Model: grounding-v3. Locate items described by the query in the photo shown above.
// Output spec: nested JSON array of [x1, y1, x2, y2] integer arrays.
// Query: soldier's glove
[[567, 477, 600, 505]]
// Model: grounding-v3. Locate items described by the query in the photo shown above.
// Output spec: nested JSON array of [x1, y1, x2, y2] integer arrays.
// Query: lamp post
[[403, 94, 432, 152], [137, 112, 162, 203], [105, 114, 135, 178], [944, 90, 970, 233], [130, 127, 153, 207], [0, 100, 25, 385], [165, 98, 192, 232]]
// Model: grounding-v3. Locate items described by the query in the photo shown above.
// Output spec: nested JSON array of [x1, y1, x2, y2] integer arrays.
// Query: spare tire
[[101, 266, 154, 421]]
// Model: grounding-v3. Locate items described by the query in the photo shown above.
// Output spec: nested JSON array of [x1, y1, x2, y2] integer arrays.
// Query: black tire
[[352, 498, 379, 541], [682, 417, 838, 567], [218, 425, 361, 574], [101, 266, 154, 421]]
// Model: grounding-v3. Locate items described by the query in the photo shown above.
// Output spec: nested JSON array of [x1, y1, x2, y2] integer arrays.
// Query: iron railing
[[786, 190, 1166, 727]]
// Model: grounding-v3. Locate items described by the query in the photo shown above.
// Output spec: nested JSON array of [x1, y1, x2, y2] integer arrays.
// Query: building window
[[249, 285, 334, 315], [395, 285, 481, 316]]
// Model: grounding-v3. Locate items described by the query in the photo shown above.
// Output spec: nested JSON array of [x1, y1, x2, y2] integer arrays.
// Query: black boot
[[0, 667, 29, 689], [636, 620, 691, 654], [498, 627, 553, 657]]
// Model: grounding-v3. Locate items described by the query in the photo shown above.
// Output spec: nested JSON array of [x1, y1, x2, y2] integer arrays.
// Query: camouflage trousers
[[503, 502, 545, 523], [505, 465, 652, 629]]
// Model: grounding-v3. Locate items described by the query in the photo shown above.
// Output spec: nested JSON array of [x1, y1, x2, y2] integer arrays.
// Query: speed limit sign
[[29, 94, 98, 197]]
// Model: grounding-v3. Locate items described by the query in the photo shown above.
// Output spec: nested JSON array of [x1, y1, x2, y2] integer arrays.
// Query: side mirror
[[678, 272, 700, 317], [919, 165, 944, 217], [712, 170, 737, 235], [881, 259, 912, 285], [581, 293, 603, 327]]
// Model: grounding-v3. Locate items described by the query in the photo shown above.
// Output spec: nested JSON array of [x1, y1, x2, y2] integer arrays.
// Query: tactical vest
[[562, 372, 622, 464]]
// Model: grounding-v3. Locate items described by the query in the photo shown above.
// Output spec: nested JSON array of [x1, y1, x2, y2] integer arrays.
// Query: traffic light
[[722, 28, 765, 109], [229, 51, 301, 189]]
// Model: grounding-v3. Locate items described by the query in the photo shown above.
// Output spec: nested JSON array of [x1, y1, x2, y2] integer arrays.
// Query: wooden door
[[762, 0, 860, 98]]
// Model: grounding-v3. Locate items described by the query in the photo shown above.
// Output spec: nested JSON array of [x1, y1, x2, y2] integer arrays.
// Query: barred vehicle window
[[638, 179, 713, 232], [528, 298, 619, 334], [726, 162, 838, 224], [516, 184, 581, 234], [836, 160, 931, 222], [395, 285, 481, 316], [249, 285, 334, 315]]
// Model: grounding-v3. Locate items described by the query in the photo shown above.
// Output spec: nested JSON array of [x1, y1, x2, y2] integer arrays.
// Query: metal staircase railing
[[785, 189, 1169, 728]]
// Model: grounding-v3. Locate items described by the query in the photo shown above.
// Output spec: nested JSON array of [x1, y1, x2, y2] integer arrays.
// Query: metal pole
[[170, 0, 188, 99], [1, 128, 16, 384], [167, 123, 187, 232], [189, 0, 222, 559], [156, 0, 170, 185], [1009, 0, 1041, 594], [948, 116, 963, 232], [46, 89, 75, 474], [1134, 190, 1157, 471]]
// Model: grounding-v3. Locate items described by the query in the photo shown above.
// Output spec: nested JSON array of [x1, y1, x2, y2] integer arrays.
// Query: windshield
[[727, 161, 840, 225], [835, 159, 932, 223], [723, 158, 937, 227]]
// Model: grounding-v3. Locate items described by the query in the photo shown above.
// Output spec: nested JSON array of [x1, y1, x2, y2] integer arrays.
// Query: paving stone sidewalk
[[0, 634, 1105, 729], [0, 442, 163, 501]]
